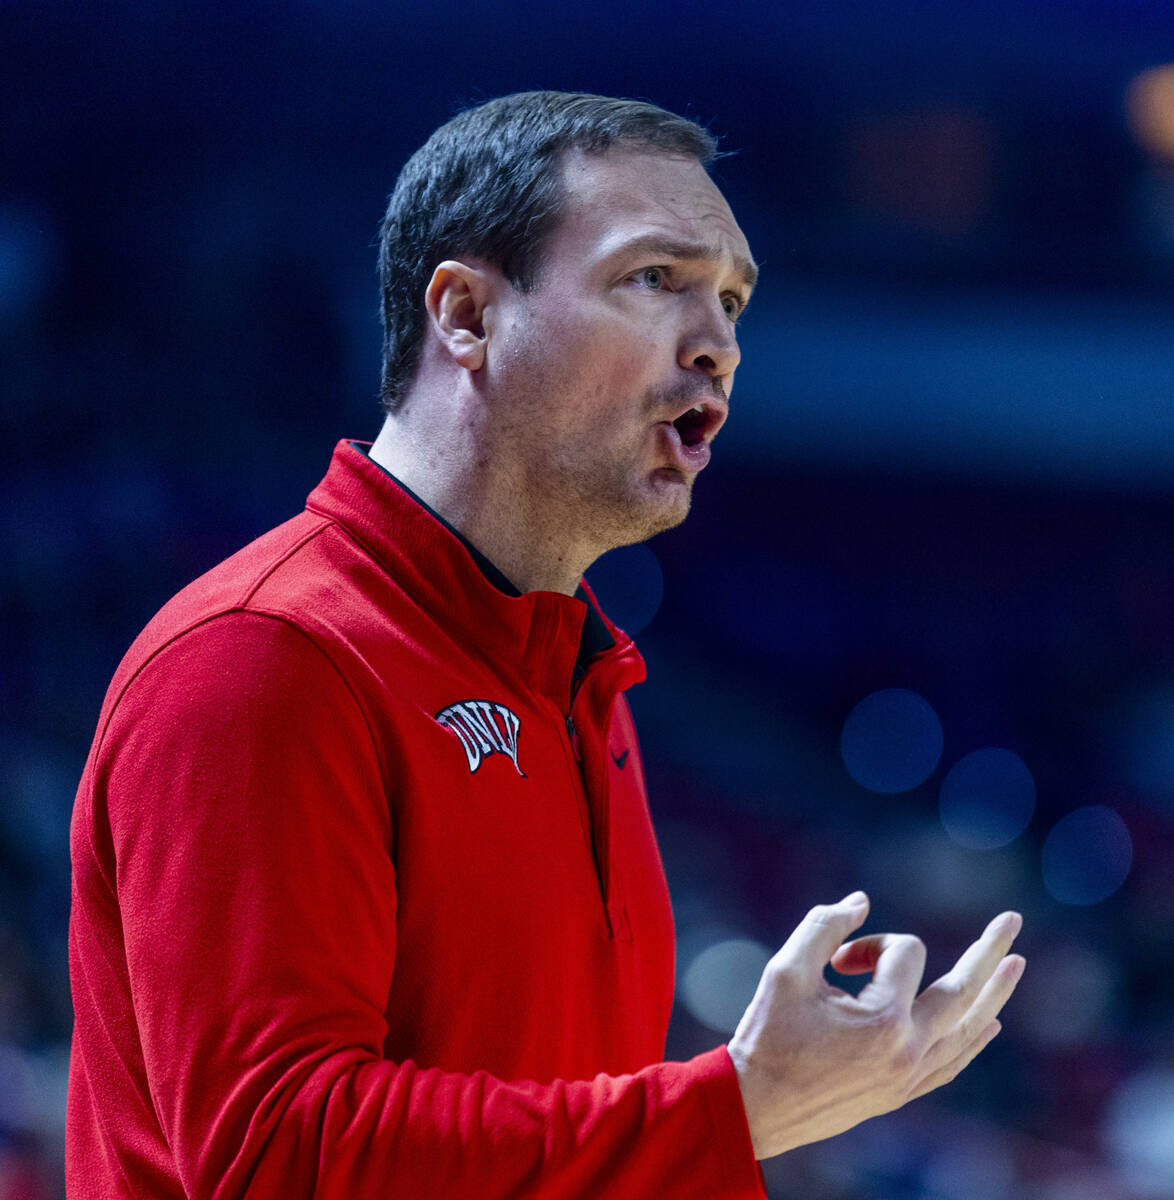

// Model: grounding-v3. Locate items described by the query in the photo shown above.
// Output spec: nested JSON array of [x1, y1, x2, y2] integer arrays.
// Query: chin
[[631, 473, 693, 539], [582, 468, 695, 550]]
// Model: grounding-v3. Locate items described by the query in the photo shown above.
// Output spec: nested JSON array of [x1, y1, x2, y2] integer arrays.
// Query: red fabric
[[67, 440, 765, 1198]]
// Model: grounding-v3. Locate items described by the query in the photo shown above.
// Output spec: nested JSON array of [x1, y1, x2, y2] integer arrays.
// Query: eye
[[637, 266, 667, 290], [722, 294, 744, 322]]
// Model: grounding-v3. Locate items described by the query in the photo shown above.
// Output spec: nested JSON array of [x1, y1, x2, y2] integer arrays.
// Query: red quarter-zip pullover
[[67, 440, 764, 1198]]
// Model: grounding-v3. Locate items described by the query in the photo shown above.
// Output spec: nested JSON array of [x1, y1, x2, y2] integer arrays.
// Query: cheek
[[507, 298, 665, 423], [577, 319, 664, 392]]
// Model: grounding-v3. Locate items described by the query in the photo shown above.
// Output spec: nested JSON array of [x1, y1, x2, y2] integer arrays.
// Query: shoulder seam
[[304, 502, 394, 585], [94, 608, 388, 789], [237, 515, 333, 607], [91, 514, 330, 755], [255, 611, 390, 787]]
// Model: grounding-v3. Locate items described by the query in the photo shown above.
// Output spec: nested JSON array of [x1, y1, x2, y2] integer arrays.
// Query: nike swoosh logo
[[611, 749, 629, 769]]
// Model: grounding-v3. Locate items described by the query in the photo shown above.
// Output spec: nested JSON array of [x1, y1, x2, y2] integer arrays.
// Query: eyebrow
[[609, 235, 759, 294]]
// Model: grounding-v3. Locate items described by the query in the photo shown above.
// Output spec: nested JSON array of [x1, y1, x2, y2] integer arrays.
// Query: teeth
[[690, 405, 703, 415]]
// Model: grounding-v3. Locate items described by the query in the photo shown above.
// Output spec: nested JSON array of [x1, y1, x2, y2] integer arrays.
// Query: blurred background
[[4, 1, 1174, 1196]]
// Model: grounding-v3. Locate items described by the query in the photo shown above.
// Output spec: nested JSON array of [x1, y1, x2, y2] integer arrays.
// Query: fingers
[[909, 1019, 1003, 1102], [776, 892, 870, 979], [961, 951, 1025, 1035], [908, 946, 1023, 1105], [847, 934, 928, 1009], [914, 911, 1023, 1034], [921, 952, 1024, 1075], [831, 933, 923, 977]]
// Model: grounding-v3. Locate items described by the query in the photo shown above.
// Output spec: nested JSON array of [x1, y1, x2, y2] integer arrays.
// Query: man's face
[[484, 146, 756, 554]]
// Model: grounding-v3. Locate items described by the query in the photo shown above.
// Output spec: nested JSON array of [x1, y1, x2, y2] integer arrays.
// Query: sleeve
[[101, 611, 765, 1200]]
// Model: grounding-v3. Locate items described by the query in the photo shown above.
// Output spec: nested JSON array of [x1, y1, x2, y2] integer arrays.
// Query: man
[[67, 91, 1024, 1198]]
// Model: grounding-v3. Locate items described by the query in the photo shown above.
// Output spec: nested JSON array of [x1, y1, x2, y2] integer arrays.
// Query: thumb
[[776, 892, 870, 977]]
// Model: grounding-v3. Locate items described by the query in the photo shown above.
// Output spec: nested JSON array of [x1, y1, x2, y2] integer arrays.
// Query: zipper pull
[[565, 713, 582, 761]]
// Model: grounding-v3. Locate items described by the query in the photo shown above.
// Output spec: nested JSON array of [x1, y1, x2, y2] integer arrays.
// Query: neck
[[368, 409, 591, 596]]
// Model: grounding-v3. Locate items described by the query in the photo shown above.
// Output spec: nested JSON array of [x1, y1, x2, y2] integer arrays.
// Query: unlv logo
[[435, 699, 526, 777]]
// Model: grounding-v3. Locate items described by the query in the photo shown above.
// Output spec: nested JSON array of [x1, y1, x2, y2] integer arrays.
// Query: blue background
[[4, 2, 1174, 1195]]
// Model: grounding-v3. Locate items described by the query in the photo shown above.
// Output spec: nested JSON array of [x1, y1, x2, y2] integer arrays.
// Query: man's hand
[[726, 892, 1024, 1160]]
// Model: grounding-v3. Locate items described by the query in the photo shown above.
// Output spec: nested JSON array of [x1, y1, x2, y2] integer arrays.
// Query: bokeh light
[[938, 747, 1036, 850], [921, 1126, 1016, 1200], [1126, 64, 1174, 164], [841, 688, 943, 794], [13, 7, 1174, 1197], [872, 823, 1030, 920], [584, 542, 664, 636], [1041, 806, 1133, 906], [1013, 942, 1118, 1048], [1104, 1067, 1174, 1197], [679, 937, 771, 1035], [0, 204, 57, 324]]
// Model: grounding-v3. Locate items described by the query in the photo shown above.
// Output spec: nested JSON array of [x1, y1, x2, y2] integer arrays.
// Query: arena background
[[4, 2, 1174, 1196]]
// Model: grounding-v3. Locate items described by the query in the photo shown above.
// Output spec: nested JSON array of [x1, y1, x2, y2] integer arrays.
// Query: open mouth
[[672, 405, 708, 447]]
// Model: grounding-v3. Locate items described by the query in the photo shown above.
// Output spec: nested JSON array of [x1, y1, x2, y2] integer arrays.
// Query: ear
[[424, 260, 498, 372]]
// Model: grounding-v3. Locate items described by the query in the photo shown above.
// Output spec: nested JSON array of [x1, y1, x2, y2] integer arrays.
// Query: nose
[[678, 298, 741, 389]]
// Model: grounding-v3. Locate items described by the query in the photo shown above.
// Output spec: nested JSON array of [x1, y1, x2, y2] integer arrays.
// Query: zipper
[[561, 652, 639, 942], [565, 712, 582, 761], [561, 703, 615, 936]]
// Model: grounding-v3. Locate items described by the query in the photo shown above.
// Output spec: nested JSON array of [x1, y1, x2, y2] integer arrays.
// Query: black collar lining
[[350, 442, 615, 667]]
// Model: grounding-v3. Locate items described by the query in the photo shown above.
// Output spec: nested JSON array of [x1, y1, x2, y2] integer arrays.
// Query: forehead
[[549, 147, 754, 280]]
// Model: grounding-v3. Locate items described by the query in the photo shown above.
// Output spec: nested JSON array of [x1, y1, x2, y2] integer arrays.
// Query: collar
[[306, 440, 644, 708]]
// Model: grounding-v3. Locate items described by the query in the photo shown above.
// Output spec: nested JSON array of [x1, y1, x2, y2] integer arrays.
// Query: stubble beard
[[499, 360, 704, 557], [551, 386, 700, 553], [569, 459, 693, 551]]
